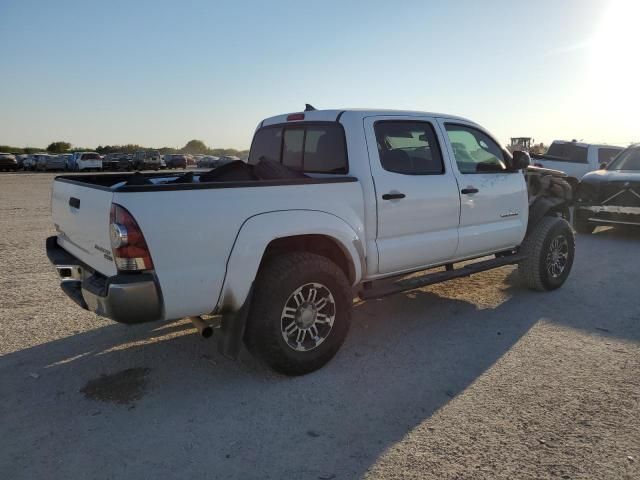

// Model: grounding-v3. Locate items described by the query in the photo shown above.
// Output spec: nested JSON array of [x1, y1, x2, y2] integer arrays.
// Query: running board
[[360, 254, 525, 300]]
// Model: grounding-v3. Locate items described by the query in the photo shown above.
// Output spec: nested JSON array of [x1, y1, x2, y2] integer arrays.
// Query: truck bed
[[51, 168, 363, 320], [54, 170, 357, 192]]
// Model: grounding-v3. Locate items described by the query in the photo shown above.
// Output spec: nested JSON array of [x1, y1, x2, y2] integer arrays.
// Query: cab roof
[[260, 108, 475, 128]]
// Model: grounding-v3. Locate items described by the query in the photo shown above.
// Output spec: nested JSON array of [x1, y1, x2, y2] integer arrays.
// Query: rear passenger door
[[364, 116, 461, 275]]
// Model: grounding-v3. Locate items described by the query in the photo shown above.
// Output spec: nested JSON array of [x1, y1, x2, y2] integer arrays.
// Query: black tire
[[518, 217, 575, 291], [573, 212, 596, 234], [244, 252, 352, 375]]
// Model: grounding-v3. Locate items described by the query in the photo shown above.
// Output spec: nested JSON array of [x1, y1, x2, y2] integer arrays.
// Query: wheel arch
[[217, 210, 365, 312]]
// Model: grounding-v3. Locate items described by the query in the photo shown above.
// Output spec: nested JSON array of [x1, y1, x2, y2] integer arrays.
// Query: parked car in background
[[131, 150, 162, 170], [16, 154, 29, 169], [23, 154, 41, 171], [58, 154, 74, 171], [71, 152, 102, 171], [0, 153, 18, 171], [47, 108, 574, 375], [103, 153, 122, 171], [43, 155, 67, 171], [574, 144, 640, 233], [34, 154, 47, 171], [197, 155, 220, 168], [531, 140, 623, 190], [34, 154, 55, 171], [165, 154, 188, 169]]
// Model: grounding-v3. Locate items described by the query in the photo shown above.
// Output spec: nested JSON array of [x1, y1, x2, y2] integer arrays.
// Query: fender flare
[[217, 210, 365, 312], [528, 197, 568, 232]]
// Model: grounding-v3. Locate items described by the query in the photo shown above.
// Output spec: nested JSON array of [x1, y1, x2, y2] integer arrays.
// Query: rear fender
[[218, 210, 364, 312]]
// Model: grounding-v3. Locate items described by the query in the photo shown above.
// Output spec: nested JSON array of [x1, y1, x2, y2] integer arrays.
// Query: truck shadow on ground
[[2, 249, 639, 479]]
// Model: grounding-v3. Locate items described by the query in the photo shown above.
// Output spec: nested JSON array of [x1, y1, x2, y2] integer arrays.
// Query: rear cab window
[[249, 123, 348, 174], [545, 143, 588, 163]]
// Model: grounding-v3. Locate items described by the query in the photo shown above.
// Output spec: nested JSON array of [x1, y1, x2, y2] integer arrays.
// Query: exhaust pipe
[[189, 316, 213, 338]]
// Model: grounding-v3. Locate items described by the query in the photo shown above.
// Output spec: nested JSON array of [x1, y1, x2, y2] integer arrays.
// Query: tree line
[[0, 139, 249, 157]]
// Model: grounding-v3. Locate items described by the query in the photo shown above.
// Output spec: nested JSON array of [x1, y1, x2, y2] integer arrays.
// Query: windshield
[[606, 147, 640, 171]]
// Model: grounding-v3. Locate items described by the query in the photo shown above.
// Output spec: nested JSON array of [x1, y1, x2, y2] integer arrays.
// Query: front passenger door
[[438, 120, 528, 259]]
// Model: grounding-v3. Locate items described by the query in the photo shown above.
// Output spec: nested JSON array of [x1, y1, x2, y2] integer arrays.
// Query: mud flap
[[217, 284, 254, 360]]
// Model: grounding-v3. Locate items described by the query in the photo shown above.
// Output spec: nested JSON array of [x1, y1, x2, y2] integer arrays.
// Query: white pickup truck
[[47, 108, 574, 375], [531, 140, 623, 189]]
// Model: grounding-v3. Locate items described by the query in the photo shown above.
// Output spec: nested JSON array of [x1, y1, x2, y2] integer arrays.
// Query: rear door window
[[374, 121, 444, 174]]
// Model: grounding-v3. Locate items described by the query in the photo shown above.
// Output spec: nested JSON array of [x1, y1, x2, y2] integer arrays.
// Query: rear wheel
[[518, 217, 575, 291], [244, 252, 352, 375]]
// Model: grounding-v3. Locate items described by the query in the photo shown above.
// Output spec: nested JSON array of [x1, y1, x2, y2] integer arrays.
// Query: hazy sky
[[1, 0, 638, 150]]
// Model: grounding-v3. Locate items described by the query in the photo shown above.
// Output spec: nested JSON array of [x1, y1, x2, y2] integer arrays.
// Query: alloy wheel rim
[[280, 283, 336, 352], [546, 235, 569, 278]]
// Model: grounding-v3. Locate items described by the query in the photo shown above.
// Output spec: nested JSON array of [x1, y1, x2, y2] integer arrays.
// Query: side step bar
[[360, 254, 525, 300]]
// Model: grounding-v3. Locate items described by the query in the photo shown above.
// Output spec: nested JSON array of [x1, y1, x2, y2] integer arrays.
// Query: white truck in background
[[531, 140, 623, 189], [47, 108, 574, 375]]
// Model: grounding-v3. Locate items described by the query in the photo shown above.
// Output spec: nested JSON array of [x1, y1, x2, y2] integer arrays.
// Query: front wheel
[[244, 252, 352, 375], [518, 217, 575, 291]]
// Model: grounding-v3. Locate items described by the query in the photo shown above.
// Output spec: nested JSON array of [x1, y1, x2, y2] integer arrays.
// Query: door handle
[[461, 188, 479, 195], [69, 197, 80, 209], [382, 192, 406, 200]]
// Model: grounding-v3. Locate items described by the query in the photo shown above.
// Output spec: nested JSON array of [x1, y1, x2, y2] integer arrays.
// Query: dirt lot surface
[[1, 173, 639, 479]]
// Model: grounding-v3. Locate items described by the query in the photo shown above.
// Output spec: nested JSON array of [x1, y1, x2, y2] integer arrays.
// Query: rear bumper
[[575, 205, 640, 226], [46, 236, 163, 323]]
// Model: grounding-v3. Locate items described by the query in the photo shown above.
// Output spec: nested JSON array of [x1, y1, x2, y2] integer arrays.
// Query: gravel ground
[[1, 173, 638, 479]]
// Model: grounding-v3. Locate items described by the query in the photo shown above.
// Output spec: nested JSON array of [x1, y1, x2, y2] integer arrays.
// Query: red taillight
[[286, 113, 305, 121], [109, 203, 154, 271]]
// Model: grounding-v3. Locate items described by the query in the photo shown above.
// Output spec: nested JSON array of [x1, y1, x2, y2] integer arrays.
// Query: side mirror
[[510, 150, 531, 170], [599, 162, 608, 170]]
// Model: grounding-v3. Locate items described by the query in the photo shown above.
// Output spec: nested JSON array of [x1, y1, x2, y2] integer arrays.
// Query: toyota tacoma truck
[[47, 108, 574, 375]]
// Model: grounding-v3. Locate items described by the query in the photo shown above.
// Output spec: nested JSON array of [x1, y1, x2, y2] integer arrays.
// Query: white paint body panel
[[112, 181, 365, 320], [221, 210, 364, 311], [51, 109, 536, 321]]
